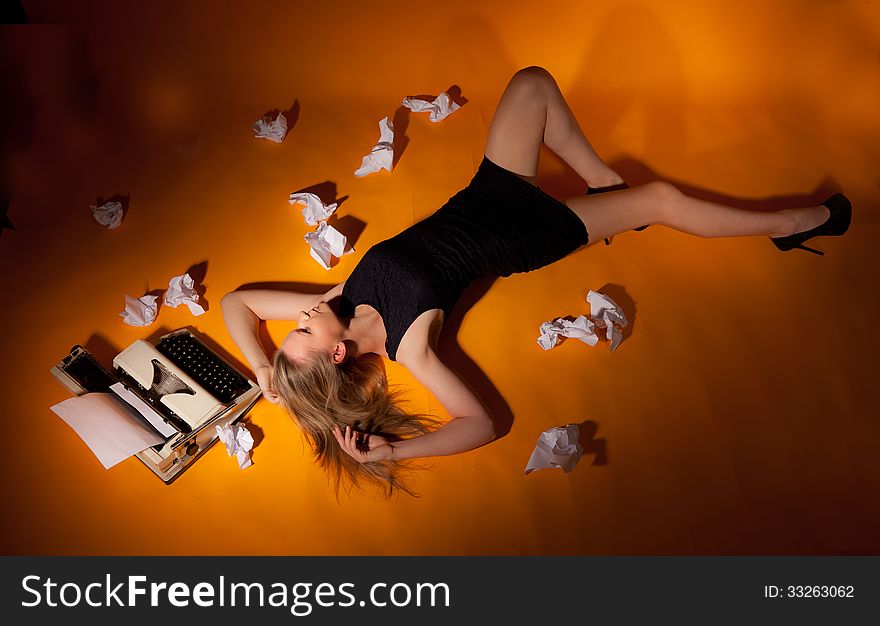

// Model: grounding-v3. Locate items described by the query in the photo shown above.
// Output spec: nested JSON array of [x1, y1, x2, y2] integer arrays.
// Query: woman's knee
[[643, 180, 681, 216], [509, 66, 555, 94]]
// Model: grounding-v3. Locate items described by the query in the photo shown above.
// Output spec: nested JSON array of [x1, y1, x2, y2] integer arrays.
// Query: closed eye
[[296, 328, 311, 335]]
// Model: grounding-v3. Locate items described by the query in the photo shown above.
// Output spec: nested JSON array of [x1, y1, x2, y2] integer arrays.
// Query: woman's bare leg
[[482, 66, 830, 247], [562, 182, 831, 247], [483, 66, 622, 188]]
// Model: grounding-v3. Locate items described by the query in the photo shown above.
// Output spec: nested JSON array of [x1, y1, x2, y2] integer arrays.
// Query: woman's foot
[[585, 169, 625, 191], [772, 205, 831, 238], [769, 194, 850, 255]]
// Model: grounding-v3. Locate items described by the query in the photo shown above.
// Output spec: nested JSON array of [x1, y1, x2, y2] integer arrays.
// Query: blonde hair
[[272, 348, 437, 498]]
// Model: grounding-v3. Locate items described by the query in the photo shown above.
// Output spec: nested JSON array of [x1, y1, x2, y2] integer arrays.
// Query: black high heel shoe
[[586, 182, 650, 245], [769, 193, 852, 256]]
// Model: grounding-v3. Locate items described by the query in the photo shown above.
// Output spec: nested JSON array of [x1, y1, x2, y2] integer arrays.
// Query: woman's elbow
[[220, 291, 250, 315], [479, 414, 497, 445], [220, 292, 250, 326]]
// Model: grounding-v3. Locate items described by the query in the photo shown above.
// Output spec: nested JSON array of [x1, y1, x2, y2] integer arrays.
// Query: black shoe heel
[[769, 193, 851, 255], [793, 243, 823, 256], [588, 182, 630, 195], [586, 182, 650, 245]]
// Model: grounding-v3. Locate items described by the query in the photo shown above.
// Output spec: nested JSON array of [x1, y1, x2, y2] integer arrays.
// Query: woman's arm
[[392, 349, 496, 459], [336, 348, 496, 462], [220, 284, 344, 371]]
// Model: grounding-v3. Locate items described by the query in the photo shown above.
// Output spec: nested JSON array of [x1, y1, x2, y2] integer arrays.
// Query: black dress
[[338, 155, 590, 361]]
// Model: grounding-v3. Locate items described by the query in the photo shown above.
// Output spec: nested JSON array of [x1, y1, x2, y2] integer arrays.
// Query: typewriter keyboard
[[156, 333, 250, 403]]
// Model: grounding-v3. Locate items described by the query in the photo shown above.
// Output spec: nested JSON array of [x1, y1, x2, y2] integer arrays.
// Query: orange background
[[1, 0, 878, 555]]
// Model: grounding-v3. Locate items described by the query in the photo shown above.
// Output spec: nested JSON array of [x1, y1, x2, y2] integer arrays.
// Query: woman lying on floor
[[222, 66, 851, 496]]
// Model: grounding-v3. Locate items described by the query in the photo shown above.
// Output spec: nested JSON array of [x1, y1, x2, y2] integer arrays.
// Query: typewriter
[[50, 328, 261, 483]]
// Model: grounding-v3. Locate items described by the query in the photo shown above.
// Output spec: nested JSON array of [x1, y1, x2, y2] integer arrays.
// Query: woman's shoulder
[[323, 281, 346, 299], [395, 308, 445, 366]]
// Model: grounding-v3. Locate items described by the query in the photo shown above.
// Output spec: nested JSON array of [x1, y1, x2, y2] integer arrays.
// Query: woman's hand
[[333, 425, 395, 463], [255, 365, 281, 404]]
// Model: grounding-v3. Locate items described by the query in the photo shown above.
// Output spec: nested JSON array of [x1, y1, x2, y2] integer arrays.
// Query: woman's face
[[280, 301, 345, 363]]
